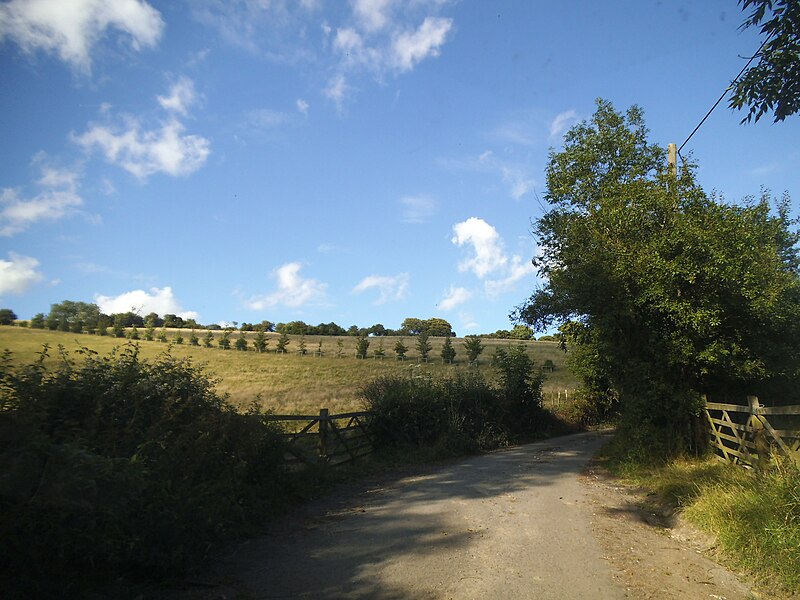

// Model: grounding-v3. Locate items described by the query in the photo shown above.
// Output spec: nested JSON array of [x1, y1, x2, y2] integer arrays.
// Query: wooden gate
[[267, 409, 375, 467], [704, 396, 800, 468]]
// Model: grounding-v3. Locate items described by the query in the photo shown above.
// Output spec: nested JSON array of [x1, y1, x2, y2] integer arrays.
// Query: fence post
[[747, 395, 769, 470], [318, 408, 329, 461]]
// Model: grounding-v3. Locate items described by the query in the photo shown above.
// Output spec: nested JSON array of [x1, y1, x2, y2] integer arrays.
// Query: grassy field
[[0, 327, 578, 414]]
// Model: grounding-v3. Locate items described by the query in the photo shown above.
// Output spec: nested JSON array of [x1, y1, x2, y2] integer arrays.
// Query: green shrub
[[218, 331, 231, 350], [235, 331, 248, 351], [361, 372, 507, 454], [0, 345, 287, 595], [393, 337, 408, 360], [355, 334, 369, 359], [493, 344, 545, 433], [361, 375, 448, 448]]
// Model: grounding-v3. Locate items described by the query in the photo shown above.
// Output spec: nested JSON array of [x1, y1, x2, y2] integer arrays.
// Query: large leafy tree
[[516, 99, 800, 454], [0, 308, 16, 325], [730, 0, 800, 122]]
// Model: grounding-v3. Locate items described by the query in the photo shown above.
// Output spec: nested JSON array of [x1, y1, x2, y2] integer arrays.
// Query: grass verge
[[600, 435, 800, 596]]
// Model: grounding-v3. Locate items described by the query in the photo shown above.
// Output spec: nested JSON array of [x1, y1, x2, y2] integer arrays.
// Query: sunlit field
[[0, 327, 578, 414]]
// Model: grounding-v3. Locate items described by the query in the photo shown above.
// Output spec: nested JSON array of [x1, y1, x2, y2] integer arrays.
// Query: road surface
[[165, 431, 754, 599]]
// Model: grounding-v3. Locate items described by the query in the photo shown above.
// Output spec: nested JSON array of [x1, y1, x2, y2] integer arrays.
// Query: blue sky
[[1, 0, 798, 334]]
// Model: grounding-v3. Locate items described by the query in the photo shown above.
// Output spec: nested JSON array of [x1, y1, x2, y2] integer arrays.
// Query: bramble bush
[[0, 344, 288, 596]]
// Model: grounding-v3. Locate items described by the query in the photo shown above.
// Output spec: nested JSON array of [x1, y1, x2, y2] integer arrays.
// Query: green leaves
[[730, 0, 800, 122], [520, 99, 800, 454]]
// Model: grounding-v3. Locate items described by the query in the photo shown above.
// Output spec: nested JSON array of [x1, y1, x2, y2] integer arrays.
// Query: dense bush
[[492, 344, 546, 433], [0, 345, 287, 596], [362, 350, 546, 454]]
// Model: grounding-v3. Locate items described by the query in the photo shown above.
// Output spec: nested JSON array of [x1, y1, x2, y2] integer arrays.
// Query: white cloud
[[549, 109, 578, 139], [190, 1, 454, 109], [75, 79, 210, 179], [76, 119, 211, 179], [94, 286, 199, 320], [500, 166, 536, 200], [324, 74, 350, 111], [439, 285, 471, 311], [0, 252, 43, 295], [352, 0, 392, 33], [485, 255, 537, 296], [353, 272, 409, 304], [451, 218, 538, 296], [441, 151, 537, 201], [157, 76, 197, 116], [296, 98, 309, 115], [451, 217, 507, 278], [0, 0, 163, 72], [391, 16, 452, 72], [459, 311, 479, 332], [246, 262, 327, 310], [0, 160, 83, 236], [400, 195, 437, 223]]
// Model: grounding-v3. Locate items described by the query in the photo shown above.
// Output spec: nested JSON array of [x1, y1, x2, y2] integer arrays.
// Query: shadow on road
[[167, 431, 613, 599]]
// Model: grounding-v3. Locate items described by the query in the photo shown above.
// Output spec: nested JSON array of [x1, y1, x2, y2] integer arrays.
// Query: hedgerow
[[0, 344, 287, 597]]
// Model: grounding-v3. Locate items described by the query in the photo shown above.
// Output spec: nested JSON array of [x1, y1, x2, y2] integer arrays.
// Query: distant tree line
[[19, 302, 463, 339]]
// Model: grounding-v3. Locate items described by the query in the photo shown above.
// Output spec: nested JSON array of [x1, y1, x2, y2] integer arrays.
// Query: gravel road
[[193, 431, 630, 599], [160, 430, 756, 599]]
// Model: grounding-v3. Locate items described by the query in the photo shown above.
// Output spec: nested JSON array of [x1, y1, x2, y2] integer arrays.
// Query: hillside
[[0, 327, 578, 414]]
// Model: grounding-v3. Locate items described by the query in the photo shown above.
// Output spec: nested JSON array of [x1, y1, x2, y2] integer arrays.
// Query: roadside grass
[[0, 327, 578, 414], [601, 437, 800, 596]]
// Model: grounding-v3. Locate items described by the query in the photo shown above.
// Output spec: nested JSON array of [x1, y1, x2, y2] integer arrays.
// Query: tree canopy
[[0, 309, 16, 325], [517, 99, 800, 454], [730, 0, 800, 122]]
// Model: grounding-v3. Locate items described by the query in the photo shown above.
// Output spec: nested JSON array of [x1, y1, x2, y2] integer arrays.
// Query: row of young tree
[[131, 324, 488, 363]]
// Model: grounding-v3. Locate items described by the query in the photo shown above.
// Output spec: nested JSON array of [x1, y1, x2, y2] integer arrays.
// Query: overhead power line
[[677, 34, 773, 159]]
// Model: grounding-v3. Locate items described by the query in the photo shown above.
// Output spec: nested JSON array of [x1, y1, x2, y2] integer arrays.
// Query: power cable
[[677, 33, 773, 159]]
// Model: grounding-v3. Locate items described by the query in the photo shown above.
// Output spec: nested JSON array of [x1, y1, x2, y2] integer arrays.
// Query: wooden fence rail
[[704, 396, 800, 468], [266, 409, 375, 468]]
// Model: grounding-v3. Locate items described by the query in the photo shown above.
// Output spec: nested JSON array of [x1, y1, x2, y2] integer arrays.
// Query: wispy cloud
[[441, 150, 537, 201], [191, 1, 454, 109], [296, 98, 310, 115], [244, 108, 289, 130], [324, 74, 351, 113], [390, 16, 452, 72], [485, 255, 537, 296], [439, 285, 471, 311], [95, 286, 199, 320], [0, 157, 83, 236], [74, 78, 211, 179], [0, 0, 164, 72], [0, 252, 43, 295], [459, 310, 479, 332], [246, 262, 327, 310], [549, 109, 577, 140], [400, 195, 437, 223], [157, 76, 198, 116], [500, 165, 536, 200], [353, 272, 409, 304]]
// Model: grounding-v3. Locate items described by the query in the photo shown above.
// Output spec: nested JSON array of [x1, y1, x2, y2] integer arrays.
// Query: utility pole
[[668, 143, 677, 178]]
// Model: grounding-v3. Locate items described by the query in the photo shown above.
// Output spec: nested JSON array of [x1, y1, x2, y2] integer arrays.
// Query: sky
[[1, 0, 798, 334]]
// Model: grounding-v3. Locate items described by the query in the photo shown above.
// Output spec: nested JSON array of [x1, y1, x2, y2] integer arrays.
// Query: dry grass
[[0, 327, 579, 415]]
